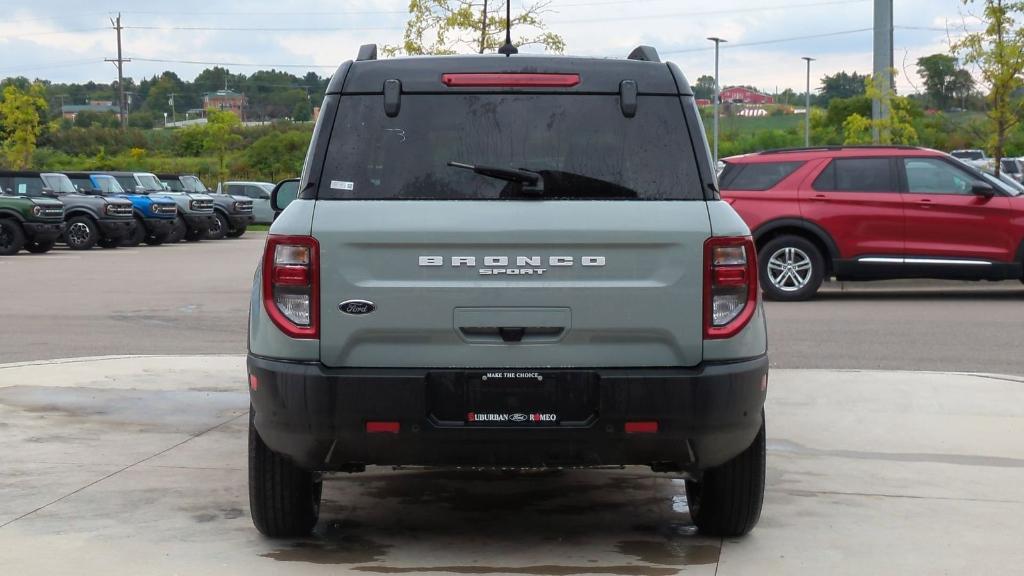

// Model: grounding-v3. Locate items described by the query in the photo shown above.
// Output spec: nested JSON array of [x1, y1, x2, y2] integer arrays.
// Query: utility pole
[[872, 0, 893, 143], [480, 0, 488, 54], [105, 13, 130, 129], [707, 37, 727, 165], [802, 57, 815, 147], [169, 93, 177, 125]]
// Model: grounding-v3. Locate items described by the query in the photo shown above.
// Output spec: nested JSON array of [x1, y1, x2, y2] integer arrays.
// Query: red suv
[[720, 146, 1024, 300]]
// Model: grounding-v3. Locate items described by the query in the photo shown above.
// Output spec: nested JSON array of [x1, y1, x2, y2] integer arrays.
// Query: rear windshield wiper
[[447, 161, 545, 196]]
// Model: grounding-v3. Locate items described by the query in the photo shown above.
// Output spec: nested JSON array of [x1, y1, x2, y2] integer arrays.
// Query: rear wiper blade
[[447, 161, 544, 195]]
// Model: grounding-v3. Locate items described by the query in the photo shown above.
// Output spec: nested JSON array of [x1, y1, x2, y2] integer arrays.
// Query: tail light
[[704, 236, 758, 340], [262, 235, 319, 339]]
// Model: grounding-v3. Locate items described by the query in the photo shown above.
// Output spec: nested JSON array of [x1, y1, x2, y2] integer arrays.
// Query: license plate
[[426, 371, 598, 427]]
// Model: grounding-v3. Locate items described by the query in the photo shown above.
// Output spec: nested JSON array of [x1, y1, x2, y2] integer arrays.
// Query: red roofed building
[[719, 87, 774, 105]]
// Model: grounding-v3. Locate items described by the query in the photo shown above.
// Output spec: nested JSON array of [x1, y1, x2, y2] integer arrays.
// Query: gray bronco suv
[[247, 45, 769, 539]]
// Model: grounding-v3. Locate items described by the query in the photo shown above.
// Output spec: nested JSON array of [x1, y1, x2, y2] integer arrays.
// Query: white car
[[216, 181, 275, 224], [950, 149, 993, 170]]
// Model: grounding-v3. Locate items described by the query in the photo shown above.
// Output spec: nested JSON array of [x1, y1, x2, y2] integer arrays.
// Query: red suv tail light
[[263, 235, 319, 339], [704, 236, 758, 340]]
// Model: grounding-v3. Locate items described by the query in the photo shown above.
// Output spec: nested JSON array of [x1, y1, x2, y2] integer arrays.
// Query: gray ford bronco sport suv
[[247, 45, 769, 539]]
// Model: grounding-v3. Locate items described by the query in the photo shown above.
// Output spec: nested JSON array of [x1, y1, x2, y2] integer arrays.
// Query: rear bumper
[[248, 354, 768, 472], [97, 218, 135, 239], [22, 221, 64, 242]]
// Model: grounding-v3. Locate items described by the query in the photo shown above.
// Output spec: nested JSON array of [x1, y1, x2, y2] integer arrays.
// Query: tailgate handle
[[459, 326, 565, 343]]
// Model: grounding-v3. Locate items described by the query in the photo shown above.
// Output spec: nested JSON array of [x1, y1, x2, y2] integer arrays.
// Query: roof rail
[[627, 46, 660, 63], [758, 145, 923, 155], [356, 44, 378, 62]]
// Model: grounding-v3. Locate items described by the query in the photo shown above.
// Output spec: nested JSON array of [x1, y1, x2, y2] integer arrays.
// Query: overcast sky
[[0, 0, 984, 95]]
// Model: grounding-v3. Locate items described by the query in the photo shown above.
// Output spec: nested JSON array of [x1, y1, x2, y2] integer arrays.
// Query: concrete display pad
[[1, 356, 1022, 575]]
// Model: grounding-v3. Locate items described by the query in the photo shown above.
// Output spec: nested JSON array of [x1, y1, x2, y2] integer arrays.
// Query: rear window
[[317, 94, 703, 200], [719, 161, 803, 191], [813, 158, 894, 192]]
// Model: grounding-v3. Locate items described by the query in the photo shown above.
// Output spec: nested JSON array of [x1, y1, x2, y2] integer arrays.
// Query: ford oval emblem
[[510, 413, 528, 423], [339, 300, 376, 315]]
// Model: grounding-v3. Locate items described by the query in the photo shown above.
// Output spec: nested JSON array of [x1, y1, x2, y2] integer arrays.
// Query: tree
[[954, 0, 1024, 175], [818, 71, 868, 104], [841, 74, 919, 145], [202, 110, 243, 182], [916, 53, 959, 109], [693, 75, 716, 100], [948, 68, 977, 108], [0, 83, 48, 169], [384, 0, 565, 56]]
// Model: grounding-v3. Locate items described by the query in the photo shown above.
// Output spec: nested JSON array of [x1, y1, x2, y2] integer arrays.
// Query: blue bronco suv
[[64, 172, 178, 246]]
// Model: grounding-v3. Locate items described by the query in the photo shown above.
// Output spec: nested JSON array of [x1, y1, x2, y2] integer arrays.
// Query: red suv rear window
[[720, 161, 803, 191]]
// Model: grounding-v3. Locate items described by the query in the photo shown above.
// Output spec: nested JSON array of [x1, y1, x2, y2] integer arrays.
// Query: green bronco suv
[[247, 45, 769, 539], [0, 178, 65, 255]]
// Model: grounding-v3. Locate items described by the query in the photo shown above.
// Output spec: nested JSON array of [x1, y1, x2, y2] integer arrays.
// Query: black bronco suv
[[247, 45, 769, 539]]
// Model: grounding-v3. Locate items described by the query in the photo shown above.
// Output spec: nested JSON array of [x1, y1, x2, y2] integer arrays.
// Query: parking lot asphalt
[[1, 233, 1023, 374], [1, 356, 1022, 575]]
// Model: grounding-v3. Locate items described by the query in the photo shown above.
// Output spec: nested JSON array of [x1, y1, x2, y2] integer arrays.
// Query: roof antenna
[[497, 1, 518, 56]]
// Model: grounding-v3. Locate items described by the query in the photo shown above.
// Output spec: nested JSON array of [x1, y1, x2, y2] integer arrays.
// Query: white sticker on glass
[[330, 180, 355, 190]]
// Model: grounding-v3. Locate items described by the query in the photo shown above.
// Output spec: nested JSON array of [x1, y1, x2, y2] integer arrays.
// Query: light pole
[[708, 37, 727, 165], [802, 57, 815, 147]]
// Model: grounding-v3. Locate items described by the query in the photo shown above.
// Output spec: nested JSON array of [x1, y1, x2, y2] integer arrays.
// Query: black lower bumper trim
[[183, 213, 217, 230], [143, 217, 174, 237], [97, 218, 135, 239], [248, 355, 769, 472], [228, 214, 254, 228], [22, 221, 64, 242]]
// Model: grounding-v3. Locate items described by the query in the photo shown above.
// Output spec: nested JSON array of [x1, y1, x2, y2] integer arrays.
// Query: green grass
[[249, 224, 269, 231], [719, 113, 804, 135]]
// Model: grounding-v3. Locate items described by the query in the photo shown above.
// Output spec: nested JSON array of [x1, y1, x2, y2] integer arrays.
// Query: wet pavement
[[1, 356, 1023, 575]]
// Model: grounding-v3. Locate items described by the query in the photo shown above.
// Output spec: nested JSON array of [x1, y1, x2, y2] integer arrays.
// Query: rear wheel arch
[[753, 219, 838, 275]]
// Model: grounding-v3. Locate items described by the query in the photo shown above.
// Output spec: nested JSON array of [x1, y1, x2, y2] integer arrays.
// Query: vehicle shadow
[[810, 287, 1024, 301], [260, 468, 721, 574]]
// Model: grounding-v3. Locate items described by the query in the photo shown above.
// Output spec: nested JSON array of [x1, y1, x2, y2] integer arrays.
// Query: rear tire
[[208, 212, 229, 240], [0, 219, 26, 255], [64, 216, 99, 251], [249, 407, 321, 537], [227, 225, 247, 238], [758, 235, 825, 301], [685, 415, 766, 537], [24, 240, 55, 254]]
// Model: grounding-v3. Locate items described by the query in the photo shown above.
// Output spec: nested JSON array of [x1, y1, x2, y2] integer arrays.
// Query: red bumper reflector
[[625, 421, 659, 434], [442, 73, 581, 88], [366, 421, 400, 434], [248, 374, 258, 392]]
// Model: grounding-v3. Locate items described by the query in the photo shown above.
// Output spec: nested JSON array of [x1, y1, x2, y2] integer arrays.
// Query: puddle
[[262, 534, 392, 565], [352, 565, 680, 575], [615, 540, 719, 566], [769, 438, 1024, 468]]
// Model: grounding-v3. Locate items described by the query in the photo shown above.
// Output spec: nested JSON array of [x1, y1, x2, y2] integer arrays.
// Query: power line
[[0, 58, 101, 75], [552, 0, 869, 18], [132, 57, 336, 69], [0, 27, 107, 40], [662, 28, 874, 55], [124, 25, 402, 32]]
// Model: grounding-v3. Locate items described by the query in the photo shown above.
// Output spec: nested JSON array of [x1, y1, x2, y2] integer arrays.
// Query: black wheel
[[123, 217, 145, 247], [0, 219, 26, 255], [64, 216, 99, 250], [208, 212, 229, 240], [249, 407, 321, 537], [167, 215, 186, 243], [98, 237, 120, 249], [685, 415, 766, 537], [227, 225, 247, 239], [758, 235, 825, 301], [24, 240, 55, 254], [184, 222, 206, 242]]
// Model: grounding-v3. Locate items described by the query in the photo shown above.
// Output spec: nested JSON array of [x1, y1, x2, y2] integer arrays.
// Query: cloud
[[0, 0, 972, 94]]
